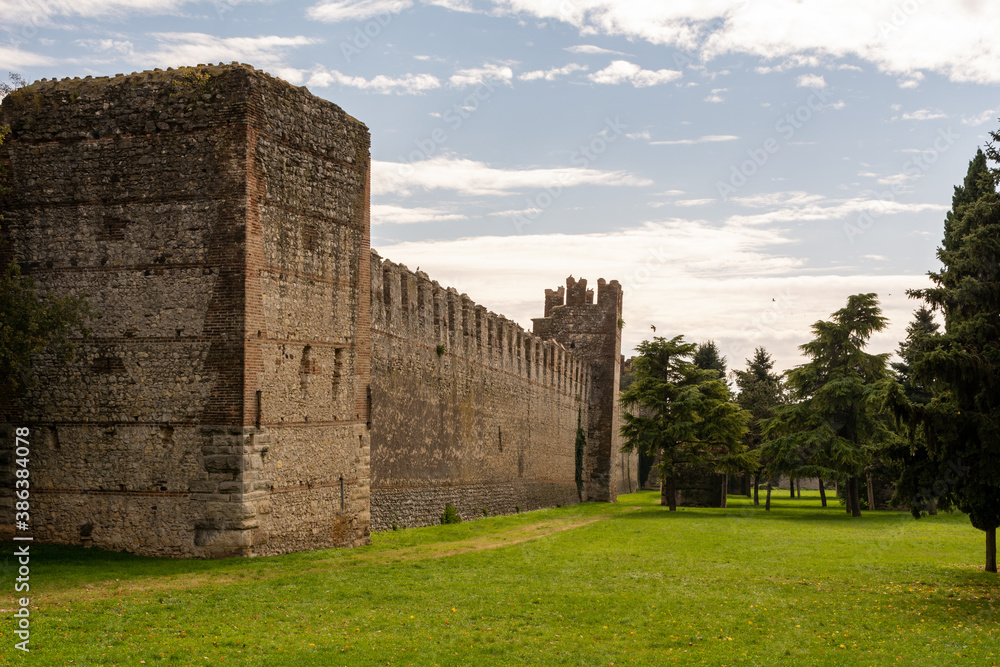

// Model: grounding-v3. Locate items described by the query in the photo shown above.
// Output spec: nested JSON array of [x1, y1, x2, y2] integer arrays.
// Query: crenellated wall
[[369, 255, 597, 529]]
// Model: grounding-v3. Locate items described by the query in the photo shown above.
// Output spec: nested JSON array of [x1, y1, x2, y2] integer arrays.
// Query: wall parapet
[[371, 251, 591, 399]]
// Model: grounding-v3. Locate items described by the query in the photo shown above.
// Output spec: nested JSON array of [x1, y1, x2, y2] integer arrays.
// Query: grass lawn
[[1, 490, 998, 666]]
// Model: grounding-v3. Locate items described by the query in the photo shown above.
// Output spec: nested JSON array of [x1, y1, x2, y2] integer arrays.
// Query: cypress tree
[[905, 146, 1000, 573]]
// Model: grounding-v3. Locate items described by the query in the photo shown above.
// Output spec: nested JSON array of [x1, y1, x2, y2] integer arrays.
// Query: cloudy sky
[[4, 0, 998, 373]]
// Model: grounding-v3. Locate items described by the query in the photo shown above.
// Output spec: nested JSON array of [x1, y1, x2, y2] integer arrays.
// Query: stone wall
[[370, 257, 592, 530], [0, 64, 371, 556], [246, 63, 371, 555]]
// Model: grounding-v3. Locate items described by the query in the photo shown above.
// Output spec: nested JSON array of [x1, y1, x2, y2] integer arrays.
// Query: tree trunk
[[987, 526, 997, 574], [663, 475, 677, 511], [753, 474, 760, 507], [790, 476, 795, 498], [849, 476, 862, 517], [765, 484, 772, 511], [720, 474, 728, 508], [818, 478, 827, 507], [796, 477, 801, 499], [866, 471, 875, 511], [929, 497, 938, 516]]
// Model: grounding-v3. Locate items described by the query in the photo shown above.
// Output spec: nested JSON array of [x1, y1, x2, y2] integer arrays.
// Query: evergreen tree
[[693, 340, 727, 380], [733, 347, 786, 506], [761, 294, 891, 516], [619, 336, 751, 510], [884, 307, 942, 514], [902, 146, 1000, 573], [891, 306, 939, 401]]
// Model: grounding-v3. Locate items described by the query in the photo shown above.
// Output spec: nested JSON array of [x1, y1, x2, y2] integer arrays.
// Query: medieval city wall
[[370, 255, 591, 530], [0, 63, 629, 558]]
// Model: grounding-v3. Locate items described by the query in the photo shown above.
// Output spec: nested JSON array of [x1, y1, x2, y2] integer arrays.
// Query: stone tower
[[0, 64, 372, 557], [532, 277, 627, 501]]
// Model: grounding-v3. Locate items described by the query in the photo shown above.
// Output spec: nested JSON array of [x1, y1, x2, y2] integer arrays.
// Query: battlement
[[371, 252, 590, 398], [543, 276, 622, 316]]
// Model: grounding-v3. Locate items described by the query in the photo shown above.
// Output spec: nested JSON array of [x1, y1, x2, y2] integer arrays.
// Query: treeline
[[620, 144, 1000, 574]]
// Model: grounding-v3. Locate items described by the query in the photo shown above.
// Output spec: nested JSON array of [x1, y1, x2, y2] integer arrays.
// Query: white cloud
[[899, 108, 948, 121], [137, 33, 319, 70], [372, 155, 652, 196], [725, 192, 947, 226], [703, 87, 726, 102], [476, 1, 1000, 86], [674, 199, 714, 207], [0, 0, 205, 23], [372, 204, 465, 224], [796, 73, 826, 88], [565, 44, 628, 56], [0, 45, 55, 69], [489, 207, 543, 218], [755, 54, 825, 74], [449, 63, 514, 87], [863, 254, 888, 261], [650, 134, 739, 146], [518, 63, 587, 81], [307, 0, 412, 22], [876, 173, 916, 187], [731, 192, 826, 208], [589, 60, 682, 87], [373, 221, 930, 372], [962, 108, 998, 126], [73, 39, 135, 57], [306, 68, 440, 94]]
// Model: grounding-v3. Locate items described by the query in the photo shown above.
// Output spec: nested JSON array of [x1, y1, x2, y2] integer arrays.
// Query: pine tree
[[761, 294, 891, 516], [734, 347, 786, 506], [904, 146, 1000, 573], [693, 340, 727, 380], [619, 336, 751, 510]]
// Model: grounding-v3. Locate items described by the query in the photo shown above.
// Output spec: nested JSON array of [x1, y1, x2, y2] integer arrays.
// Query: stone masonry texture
[[0, 64, 626, 557], [370, 259, 610, 530]]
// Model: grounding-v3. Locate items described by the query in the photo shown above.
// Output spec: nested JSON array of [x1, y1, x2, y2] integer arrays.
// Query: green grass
[[2, 491, 998, 665]]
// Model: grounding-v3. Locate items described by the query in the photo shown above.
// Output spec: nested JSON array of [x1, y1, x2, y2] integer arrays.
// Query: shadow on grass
[[611, 503, 964, 531]]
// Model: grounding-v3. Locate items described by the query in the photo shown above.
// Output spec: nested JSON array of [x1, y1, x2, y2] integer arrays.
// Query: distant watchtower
[[533, 277, 625, 501]]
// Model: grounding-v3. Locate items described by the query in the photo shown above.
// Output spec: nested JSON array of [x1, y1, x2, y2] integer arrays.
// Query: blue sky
[[3, 0, 999, 373]]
